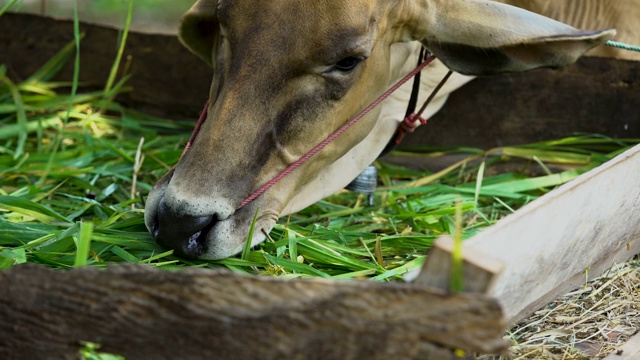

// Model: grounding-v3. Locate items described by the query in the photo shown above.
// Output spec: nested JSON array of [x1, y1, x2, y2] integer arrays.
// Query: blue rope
[[605, 40, 640, 53]]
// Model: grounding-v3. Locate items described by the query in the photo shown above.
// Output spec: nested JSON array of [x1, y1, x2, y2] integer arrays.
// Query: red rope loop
[[181, 103, 209, 158]]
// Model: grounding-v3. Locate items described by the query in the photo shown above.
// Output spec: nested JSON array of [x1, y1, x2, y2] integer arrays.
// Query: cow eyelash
[[330, 56, 364, 72]]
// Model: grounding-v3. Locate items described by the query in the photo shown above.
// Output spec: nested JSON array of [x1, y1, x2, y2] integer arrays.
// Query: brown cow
[[145, 0, 614, 259]]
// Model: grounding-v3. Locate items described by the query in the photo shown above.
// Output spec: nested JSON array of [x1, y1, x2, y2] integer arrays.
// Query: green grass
[[1, 22, 638, 280]]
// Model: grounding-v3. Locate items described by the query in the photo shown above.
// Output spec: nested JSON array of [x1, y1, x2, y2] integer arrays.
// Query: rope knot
[[395, 113, 428, 144]]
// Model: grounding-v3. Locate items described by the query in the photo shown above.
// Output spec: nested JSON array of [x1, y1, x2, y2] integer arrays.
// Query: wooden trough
[[1, 13, 640, 360], [0, 265, 507, 359]]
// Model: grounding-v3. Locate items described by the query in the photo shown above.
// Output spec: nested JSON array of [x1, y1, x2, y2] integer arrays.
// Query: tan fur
[[500, 0, 640, 60]]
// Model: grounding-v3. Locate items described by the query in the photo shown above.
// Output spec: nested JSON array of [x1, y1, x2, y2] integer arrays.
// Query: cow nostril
[[183, 220, 216, 257], [150, 220, 160, 239], [187, 231, 203, 254], [154, 199, 215, 258]]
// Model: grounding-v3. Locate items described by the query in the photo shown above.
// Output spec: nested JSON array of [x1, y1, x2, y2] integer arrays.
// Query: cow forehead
[[218, 0, 378, 28], [217, 0, 383, 58]]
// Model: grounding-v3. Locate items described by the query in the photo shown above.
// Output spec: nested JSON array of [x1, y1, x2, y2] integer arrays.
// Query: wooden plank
[[0, 264, 508, 360], [603, 332, 640, 360], [402, 56, 640, 149], [0, 13, 211, 119], [414, 144, 640, 325]]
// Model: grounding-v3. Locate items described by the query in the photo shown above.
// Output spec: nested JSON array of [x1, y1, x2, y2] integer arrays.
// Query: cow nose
[[151, 198, 214, 258]]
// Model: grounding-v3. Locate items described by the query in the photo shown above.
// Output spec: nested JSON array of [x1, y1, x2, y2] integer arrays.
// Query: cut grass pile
[[1, 42, 638, 281]]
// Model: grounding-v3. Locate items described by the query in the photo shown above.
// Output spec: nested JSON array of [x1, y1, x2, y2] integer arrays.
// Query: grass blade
[[0, 195, 72, 224], [25, 39, 78, 83], [474, 161, 485, 205], [74, 221, 94, 267], [0, 72, 27, 159], [450, 200, 464, 293], [0, 0, 19, 16], [242, 208, 260, 260], [103, 0, 133, 98], [262, 253, 331, 278]]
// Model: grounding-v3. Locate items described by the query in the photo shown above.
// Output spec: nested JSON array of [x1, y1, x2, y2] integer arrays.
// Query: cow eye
[[331, 56, 362, 72]]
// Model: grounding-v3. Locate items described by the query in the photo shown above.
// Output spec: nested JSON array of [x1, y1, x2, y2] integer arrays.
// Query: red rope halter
[[182, 54, 447, 210]]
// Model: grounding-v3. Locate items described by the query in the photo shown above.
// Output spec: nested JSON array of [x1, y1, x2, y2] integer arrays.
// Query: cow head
[[145, 0, 614, 259]]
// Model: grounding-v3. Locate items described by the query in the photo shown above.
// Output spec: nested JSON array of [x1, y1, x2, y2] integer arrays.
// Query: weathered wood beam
[[0, 264, 508, 360], [2, 13, 639, 146], [0, 13, 211, 119], [403, 56, 640, 149], [414, 235, 504, 294], [414, 144, 640, 325]]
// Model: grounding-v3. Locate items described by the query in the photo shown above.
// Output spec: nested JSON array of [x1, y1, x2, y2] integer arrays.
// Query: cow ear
[[400, 0, 615, 75], [179, 0, 218, 66]]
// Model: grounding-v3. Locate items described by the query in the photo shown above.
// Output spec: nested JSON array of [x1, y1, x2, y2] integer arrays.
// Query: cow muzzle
[[144, 170, 275, 259], [151, 198, 215, 258]]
